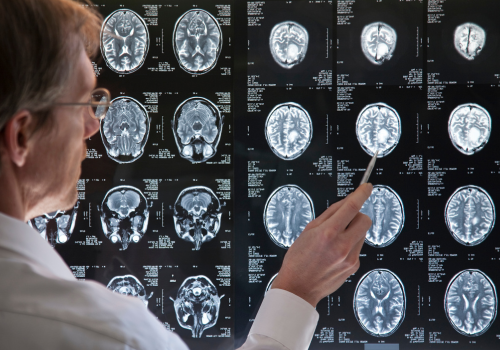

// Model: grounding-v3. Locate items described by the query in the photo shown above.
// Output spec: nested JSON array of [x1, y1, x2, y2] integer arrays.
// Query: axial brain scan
[[265, 103, 313, 160], [170, 275, 224, 338], [28, 202, 79, 247], [269, 21, 309, 69], [354, 269, 406, 337], [172, 97, 224, 163], [173, 9, 222, 74], [445, 185, 495, 246], [445, 270, 497, 336], [454, 23, 486, 60], [360, 185, 404, 247], [263, 185, 315, 249], [107, 275, 152, 307], [448, 104, 491, 155], [98, 185, 150, 250], [101, 9, 149, 74], [173, 186, 222, 250], [101, 97, 150, 164], [361, 22, 397, 65], [356, 103, 401, 158]]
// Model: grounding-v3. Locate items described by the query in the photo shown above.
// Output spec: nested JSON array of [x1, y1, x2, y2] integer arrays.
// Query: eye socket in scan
[[107, 274, 153, 307], [269, 21, 309, 69], [361, 22, 397, 65], [454, 23, 486, 61], [448, 104, 491, 155]]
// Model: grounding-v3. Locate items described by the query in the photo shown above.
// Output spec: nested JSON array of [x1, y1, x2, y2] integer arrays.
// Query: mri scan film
[[361, 22, 397, 65], [28, 202, 79, 247], [448, 104, 491, 155], [269, 21, 309, 69], [265, 273, 278, 294], [107, 275, 152, 307], [454, 23, 486, 61]]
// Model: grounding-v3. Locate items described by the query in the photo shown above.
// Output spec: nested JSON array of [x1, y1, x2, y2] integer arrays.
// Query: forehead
[[65, 46, 96, 101]]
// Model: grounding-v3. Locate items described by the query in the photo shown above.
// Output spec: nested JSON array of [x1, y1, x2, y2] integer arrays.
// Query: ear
[[1, 109, 35, 168]]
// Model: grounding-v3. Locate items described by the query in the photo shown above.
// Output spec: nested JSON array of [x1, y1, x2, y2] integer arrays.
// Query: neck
[[0, 159, 26, 221]]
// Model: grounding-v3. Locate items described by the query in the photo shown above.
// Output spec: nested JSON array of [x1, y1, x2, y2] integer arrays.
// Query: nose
[[83, 108, 101, 139]]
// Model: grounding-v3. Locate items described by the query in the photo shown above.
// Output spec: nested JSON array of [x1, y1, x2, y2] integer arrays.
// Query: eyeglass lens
[[91, 89, 110, 120]]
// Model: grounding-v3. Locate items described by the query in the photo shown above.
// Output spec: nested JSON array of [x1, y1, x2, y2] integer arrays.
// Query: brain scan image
[[101, 9, 149, 74], [361, 22, 397, 65], [269, 21, 308, 69], [454, 23, 486, 61], [173, 186, 222, 250], [448, 104, 491, 155], [28, 202, 79, 247], [107, 275, 152, 307], [445, 269, 497, 336], [101, 97, 150, 164], [170, 275, 224, 338], [98, 185, 150, 250], [360, 185, 404, 247], [173, 9, 222, 74], [265, 103, 313, 160], [445, 185, 495, 246], [356, 103, 401, 158], [263, 185, 315, 249], [265, 273, 278, 294], [354, 269, 406, 337], [172, 97, 224, 163]]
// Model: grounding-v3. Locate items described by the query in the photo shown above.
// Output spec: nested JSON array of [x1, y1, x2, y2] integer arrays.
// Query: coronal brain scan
[[28, 202, 79, 248], [445, 185, 495, 246], [101, 97, 150, 164], [354, 269, 406, 337], [360, 185, 404, 247], [106, 275, 152, 307], [173, 9, 222, 74], [445, 269, 497, 336], [173, 186, 222, 250], [448, 104, 491, 155], [356, 103, 401, 158], [172, 97, 224, 163], [265, 103, 313, 160], [101, 9, 149, 74], [98, 185, 150, 250], [170, 275, 224, 338], [454, 23, 486, 61], [361, 22, 397, 65], [269, 21, 309, 69], [263, 185, 315, 249]]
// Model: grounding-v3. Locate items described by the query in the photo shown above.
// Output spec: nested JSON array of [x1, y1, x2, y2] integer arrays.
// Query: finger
[[304, 198, 345, 230], [333, 212, 371, 256]]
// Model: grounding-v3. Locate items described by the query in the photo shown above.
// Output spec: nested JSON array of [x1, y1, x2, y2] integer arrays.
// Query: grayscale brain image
[[361, 22, 397, 65], [356, 103, 401, 158], [265, 102, 313, 160], [359, 185, 404, 247], [28, 202, 79, 247], [263, 185, 314, 249], [173, 9, 222, 74], [106, 274, 152, 307], [445, 270, 497, 336], [445, 185, 495, 246], [101, 97, 150, 164], [448, 103, 491, 155], [354, 269, 406, 337], [98, 185, 150, 250], [454, 23, 486, 61], [100, 9, 149, 74], [269, 21, 309, 69], [170, 275, 224, 338], [172, 97, 223, 163], [173, 186, 222, 250]]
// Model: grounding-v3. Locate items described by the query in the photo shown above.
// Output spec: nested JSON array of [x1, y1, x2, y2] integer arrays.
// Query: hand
[[271, 183, 373, 307]]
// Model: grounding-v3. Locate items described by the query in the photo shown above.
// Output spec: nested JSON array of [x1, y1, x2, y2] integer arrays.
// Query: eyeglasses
[[54, 88, 112, 120]]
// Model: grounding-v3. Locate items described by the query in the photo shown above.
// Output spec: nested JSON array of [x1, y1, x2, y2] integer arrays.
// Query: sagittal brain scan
[[269, 21, 309, 69], [454, 23, 486, 61], [170, 275, 224, 338], [173, 9, 222, 74], [361, 22, 397, 65], [356, 103, 401, 158], [98, 185, 150, 250], [107, 275, 152, 307], [173, 186, 222, 250], [172, 97, 224, 163], [354, 269, 406, 337], [101, 97, 150, 164], [448, 104, 491, 155], [445, 269, 497, 336], [265, 273, 278, 294], [265, 103, 312, 160], [360, 185, 404, 247], [101, 9, 149, 74], [263, 185, 315, 249], [28, 202, 79, 247], [445, 185, 495, 246]]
